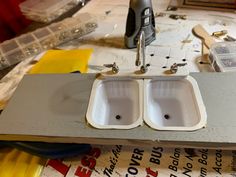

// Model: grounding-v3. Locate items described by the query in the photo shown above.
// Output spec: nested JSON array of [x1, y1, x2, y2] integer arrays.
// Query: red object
[[0, 0, 31, 42]]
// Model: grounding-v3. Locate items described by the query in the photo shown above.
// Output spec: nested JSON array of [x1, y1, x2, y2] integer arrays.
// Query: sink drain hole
[[116, 115, 121, 120], [164, 114, 170, 119]]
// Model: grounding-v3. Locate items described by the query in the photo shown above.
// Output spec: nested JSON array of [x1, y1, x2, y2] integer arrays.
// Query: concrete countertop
[[0, 72, 236, 149]]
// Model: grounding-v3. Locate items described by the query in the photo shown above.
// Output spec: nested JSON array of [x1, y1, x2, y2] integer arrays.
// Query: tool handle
[[192, 24, 215, 49]]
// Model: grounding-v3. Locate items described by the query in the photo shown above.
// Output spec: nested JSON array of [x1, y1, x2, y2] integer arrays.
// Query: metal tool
[[124, 0, 156, 48]]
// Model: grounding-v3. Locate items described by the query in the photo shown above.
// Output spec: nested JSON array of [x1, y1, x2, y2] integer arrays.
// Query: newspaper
[[41, 145, 236, 177]]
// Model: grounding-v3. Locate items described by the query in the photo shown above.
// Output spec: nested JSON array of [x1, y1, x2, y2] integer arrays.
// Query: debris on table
[[224, 35, 236, 42], [212, 30, 228, 38], [169, 14, 187, 20]]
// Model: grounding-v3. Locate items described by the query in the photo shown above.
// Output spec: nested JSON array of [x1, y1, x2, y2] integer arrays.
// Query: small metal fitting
[[170, 63, 187, 74], [140, 65, 149, 74], [104, 62, 119, 74]]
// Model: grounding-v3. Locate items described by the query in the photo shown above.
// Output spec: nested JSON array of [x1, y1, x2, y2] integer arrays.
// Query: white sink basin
[[143, 76, 207, 131], [86, 78, 143, 129], [87, 75, 206, 131]]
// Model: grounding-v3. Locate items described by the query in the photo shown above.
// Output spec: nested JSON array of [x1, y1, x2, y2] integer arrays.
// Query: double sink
[[86, 76, 207, 131]]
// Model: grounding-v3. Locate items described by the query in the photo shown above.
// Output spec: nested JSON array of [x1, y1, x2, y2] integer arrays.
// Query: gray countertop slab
[[0, 73, 236, 149]]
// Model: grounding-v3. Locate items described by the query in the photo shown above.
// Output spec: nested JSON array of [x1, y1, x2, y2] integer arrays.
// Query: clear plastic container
[[84, 22, 98, 34], [17, 34, 42, 57], [33, 28, 57, 50], [4, 49, 25, 66], [0, 40, 19, 53], [20, 0, 76, 13], [63, 18, 84, 39], [0, 12, 97, 70], [20, 0, 82, 23], [53, 28, 72, 44], [0, 40, 25, 67], [48, 23, 65, 33], [0, 50, 9, 69], [209, 42, 236, 72], [69, 14, 98, 39]]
